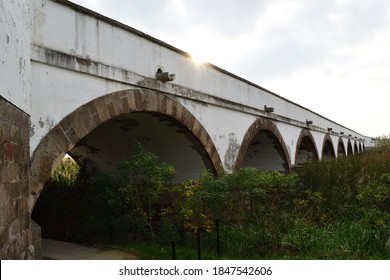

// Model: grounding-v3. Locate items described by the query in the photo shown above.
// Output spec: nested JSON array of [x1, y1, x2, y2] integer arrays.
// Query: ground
[[42, 239, 138, 260]]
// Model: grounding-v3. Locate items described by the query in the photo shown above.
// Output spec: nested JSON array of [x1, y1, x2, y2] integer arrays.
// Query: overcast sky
[[72, 0, 390, 137]]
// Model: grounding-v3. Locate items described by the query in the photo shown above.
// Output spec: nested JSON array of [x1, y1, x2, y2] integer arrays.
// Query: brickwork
[[0, 96, 34, 259]]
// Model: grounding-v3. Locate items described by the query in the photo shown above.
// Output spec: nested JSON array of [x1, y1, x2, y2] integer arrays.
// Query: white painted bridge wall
[[30, 0, 370, 172], [0, 0, 32, 113]]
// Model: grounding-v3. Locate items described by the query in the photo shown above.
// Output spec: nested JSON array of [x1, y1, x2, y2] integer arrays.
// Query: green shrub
[[33, 141, 390, 259], [117, 143, 176, 243]]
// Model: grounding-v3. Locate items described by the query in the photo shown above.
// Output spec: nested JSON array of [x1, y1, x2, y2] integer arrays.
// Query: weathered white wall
[[29, 0, 371, 172], [29, 61, 134, 147], [176, 97, 257, 171], [0, 0, 32, 113]]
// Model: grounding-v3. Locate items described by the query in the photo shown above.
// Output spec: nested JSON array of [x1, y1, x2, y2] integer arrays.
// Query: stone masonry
[[0, 97, 35, 259]]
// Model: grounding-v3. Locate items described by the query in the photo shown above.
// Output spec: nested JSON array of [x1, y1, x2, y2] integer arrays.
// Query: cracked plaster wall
[[0, 0, 32, 114]]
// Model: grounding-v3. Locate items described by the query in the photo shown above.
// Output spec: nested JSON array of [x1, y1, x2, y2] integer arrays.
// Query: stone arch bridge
[[0, 0, 373, 259]]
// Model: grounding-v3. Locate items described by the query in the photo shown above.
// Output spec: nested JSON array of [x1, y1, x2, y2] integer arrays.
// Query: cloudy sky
[[72, 0, 390, 137]]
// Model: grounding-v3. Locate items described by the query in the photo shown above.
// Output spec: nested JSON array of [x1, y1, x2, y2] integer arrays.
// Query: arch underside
[[338, 139, 346, 157], [322, 135, 336, 161], [347, 141, 353, 155], [29, 89, 223, 211], [69, 112, 210, 182], [235, 118, 290, 172], [295, 130, 318, 165]]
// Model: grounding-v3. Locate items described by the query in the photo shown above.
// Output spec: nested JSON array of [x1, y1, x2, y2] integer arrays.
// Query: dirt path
[[41, 239, 138, 260]]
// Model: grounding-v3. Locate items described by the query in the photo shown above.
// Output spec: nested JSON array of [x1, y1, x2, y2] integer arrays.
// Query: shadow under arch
[[29, 89, 224, 212], [347, 140, 353, 156], [337, 137, 346, 157], [234, 117, 291, 172], [354, 141, 359, 154], [322, 134, 336, 160], [295, 129, 319, 165]]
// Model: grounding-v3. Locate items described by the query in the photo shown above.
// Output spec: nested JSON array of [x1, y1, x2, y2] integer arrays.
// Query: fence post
[[216, 219, 221, 258], [197, 228, 201, 260], [172, 240, 176, 260]]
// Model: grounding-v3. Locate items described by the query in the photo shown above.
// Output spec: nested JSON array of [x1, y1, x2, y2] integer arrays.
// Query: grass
[[102, 241, 217, 260]]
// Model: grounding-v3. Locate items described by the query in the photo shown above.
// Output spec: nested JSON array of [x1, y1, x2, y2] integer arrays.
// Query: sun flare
[[190, 51, 210, 65]]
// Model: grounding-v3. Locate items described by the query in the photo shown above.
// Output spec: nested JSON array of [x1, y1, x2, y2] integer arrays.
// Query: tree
[[118, 143, 175, 243]]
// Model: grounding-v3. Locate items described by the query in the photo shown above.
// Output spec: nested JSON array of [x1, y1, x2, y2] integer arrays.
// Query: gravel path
[[42, 239, 138, 260]]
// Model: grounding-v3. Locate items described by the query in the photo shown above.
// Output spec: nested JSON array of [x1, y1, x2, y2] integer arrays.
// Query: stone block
[[30, 150, 55, 184], [12, 143, 23, 163], [18, 233, 29, 259], [50, 125, 71, 153], [120, 94, 130, 113], [21, 182, 30, 199], [94, 97, 110, 123], [109, 93, 125, 115], [19, 162, 30, 184], [89, 103, 103, 130], [31, 221, 41, 259], [3, 200, 18, 226], [29, 178, 41, 199], [0, 142, 3, 164], [58, 118, 78, 144], [20, 112, 30, 130], [34, 136, 62, 162], [0, 162, 7, 182], [133, 90, 143, 111], [17, 199, 28, 220], [0, 208, 3, 227], [174, 102, 183, 121], [10, 218, 21, 236], [10, 124, 21, 141], [78, 105, 94, 132], [0, 99, 11, 121], [106, 101, 116, 118], [5, 182, 21, 202], [7, 162, 20, 182], [0, 182, 6, 207], [0, 225, 9, 247], [59, 111, 87, 143], [0, 122, 11, 142], [3, 141, 14, 162], [125, 90, 137, 111]]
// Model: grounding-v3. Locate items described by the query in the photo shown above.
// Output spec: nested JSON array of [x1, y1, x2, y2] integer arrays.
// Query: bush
[[118, 143, 176, 243], [33, 142, 390, 259]]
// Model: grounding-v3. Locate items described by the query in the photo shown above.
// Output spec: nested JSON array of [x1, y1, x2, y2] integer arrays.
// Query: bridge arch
[[29, 89, 223, 211], [337, 138, 346, 157], [322, 135, 336, 160], [347, 140, 353, 155], [354, 141, 359, 154], [295, 129, 319, 165], [234, 118, 290, 172]]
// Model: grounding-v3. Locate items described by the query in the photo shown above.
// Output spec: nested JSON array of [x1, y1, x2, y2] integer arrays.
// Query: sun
[[190, 51, 210, 65]]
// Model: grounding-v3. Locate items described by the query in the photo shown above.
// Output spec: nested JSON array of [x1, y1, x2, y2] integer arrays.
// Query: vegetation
[[32, 141, 390, 259]]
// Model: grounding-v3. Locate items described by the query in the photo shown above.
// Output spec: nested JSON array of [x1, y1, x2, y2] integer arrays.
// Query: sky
[[72, 0, 390, 137]]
